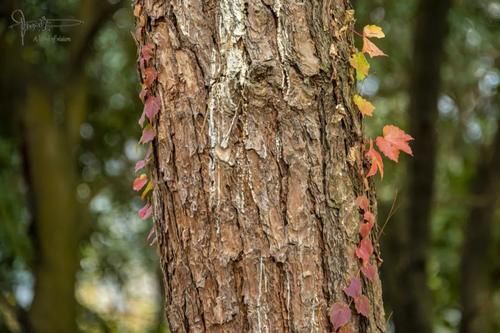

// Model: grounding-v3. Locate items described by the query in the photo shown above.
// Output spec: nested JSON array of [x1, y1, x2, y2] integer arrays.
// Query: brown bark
[[136, 1, 386, 332], [394, 0, 451, 332], [460, 116, 500, 333]]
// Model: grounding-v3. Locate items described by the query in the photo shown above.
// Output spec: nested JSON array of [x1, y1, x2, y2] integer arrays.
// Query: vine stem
[[352, 28, 363, 38], [376, 189, 400, 240]]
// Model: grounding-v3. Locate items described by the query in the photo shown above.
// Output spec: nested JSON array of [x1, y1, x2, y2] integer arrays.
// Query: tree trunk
[[22, 86, 80, 333], [460, 115, 500, 333], [395, 0, 451, 332], [136, 1, 386, 332]]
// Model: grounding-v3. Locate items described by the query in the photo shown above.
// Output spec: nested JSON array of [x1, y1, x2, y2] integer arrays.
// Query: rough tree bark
[[136, 1, 386, 332]]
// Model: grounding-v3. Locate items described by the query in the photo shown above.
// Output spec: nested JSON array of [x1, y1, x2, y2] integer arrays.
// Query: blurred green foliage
[[0, 1, 166, 332]]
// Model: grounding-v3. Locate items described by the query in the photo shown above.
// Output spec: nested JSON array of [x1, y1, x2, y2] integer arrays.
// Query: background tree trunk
[[0, 1, 125, 331], [137, 0, 386, 332], [394, 0, 451, 332], [459, 115, 500, 333], [22, 85, 80, 333]]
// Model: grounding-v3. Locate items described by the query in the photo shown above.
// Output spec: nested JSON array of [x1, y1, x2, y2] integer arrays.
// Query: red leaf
[[138, 203, 152, 220], [361, 263, 377, 282], [139, 85, 148, 102], [145, 146, 153, 160], [363, 211, 375, 224], [133, 174, 148, 191], [135, 159, 146, 172], [343, 277, 362, 298], [375, 125, 414, 162], [143, 67, 157, 87], [330, 302, 351, 331], [355, 195, 369, 212], [141, 43, 154, 62], [359, 222, 373, 239], [354, 295, 370, 317], [355, 238, 373, 265], [144, 96, 160, 121], [140, 127, 155, 144], [366, 140, 384, 178], [139, 111, 146, 128]]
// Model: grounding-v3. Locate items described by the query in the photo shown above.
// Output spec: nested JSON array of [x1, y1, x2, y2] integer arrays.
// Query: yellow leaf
[[141, 181, 153, 199], [353, 94, 375, 116], [363, 25, 385, 39], [349, 52, 370, 81], [362, 37, 387, 58]]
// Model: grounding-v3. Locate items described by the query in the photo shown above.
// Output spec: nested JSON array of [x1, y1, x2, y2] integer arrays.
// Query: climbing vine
[[131, 3, 158, 222], [329, 22, 413, 333]]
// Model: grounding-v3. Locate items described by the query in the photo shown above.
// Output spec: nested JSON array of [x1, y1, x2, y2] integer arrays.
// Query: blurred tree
[[0, 1, 154, 332], [136, 0, 386, 332], [460, 110, 500, 333], [353, 0, 499, 331], [16, 2, 124, 332], [396, 1, 452, 333]]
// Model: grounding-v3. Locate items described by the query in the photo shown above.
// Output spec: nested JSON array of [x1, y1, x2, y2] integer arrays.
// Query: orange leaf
[[375, 125, 414, 162], [363, 25, 385, 39], [353, 94, 375, 116], [362, 37, 387, 58], [365, 140, 384, 178], [143, 67, 157, 87]]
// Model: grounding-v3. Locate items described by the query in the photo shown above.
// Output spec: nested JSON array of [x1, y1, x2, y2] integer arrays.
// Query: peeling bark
[[136, 1, 386, 332]]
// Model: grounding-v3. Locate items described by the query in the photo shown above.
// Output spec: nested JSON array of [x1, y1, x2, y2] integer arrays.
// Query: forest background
[[0, 0, 499, 332]]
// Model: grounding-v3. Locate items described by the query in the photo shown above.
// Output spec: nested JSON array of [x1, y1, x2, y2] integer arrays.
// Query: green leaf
[[349, 52, 370, 81], [141, 181, 153, 199]]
